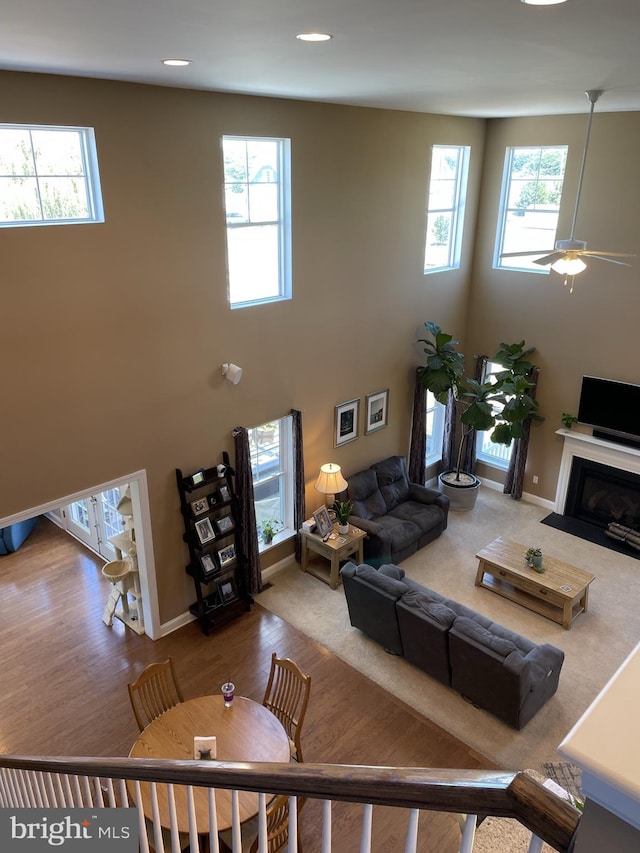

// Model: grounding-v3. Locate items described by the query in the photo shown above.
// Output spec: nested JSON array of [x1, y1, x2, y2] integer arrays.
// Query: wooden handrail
[[0, 755, 580, 853]]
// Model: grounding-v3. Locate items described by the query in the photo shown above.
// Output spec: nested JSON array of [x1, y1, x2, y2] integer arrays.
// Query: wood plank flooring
[[0, 518, 494, 851]]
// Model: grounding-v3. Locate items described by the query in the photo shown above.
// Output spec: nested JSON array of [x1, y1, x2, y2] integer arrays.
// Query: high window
[[476, 361, 512, 470], [248, 416, 294, 547], [222, 136, 292, 308], [426, 390, 446, 465], [0, 124, 104, 227], [495, 145, 568, 272], [424, 145, 470, 273]]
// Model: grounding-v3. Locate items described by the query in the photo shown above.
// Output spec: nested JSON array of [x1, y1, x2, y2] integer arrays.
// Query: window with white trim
[[426, 390, 446, 466], [0, 124, 104, 227], [248, 416, 294, 547], [424, 145, 470, 273], [476, 361, 512, 470], [222, 136, 292, 308], [494, 145, 568, 272]]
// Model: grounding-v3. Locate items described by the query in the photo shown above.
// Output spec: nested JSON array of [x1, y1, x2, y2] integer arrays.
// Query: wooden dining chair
[[127, 658, 185, 732], [248, 795, 294, 853], [262, 653, 311, 763]]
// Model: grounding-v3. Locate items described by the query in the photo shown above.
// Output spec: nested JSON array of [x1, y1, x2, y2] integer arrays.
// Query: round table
[[129, 694, 290, 833]]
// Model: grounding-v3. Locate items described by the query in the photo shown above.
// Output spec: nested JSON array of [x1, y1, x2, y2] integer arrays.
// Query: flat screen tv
[[578, 375, 640, 439]]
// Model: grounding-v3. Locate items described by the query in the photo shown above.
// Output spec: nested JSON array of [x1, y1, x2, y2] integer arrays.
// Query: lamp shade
[[314, 463, 348, 500]]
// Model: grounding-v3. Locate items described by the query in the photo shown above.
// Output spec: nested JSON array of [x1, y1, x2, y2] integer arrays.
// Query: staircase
[[0, 754, 580, 852]]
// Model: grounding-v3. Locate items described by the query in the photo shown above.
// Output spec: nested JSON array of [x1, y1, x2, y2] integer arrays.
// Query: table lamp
[[314, 463, 348, 508]]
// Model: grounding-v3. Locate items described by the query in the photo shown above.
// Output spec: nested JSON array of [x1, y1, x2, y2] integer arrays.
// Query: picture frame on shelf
[[312, 505, 334, 540], [215, 513, 235, 536], [364, 388, 389, 434], [217, 543, 236, 568], [195, 516, 216, 545], [200, 553, 218, 577], [217, 577, 238, 604], [189, 469, 206, 488], [190, 497, 209, 517], [207, 492, 218, 508], [334, 397, 360, 447], [219, 484, 231, 502]]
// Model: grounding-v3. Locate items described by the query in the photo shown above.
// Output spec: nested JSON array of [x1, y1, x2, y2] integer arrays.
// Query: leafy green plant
[[260, 519, 281, 541], [333, 499, 353, 525], [417, 321, 544, 482], [561, 412, 578, 429], [525, 547, 542, 560]]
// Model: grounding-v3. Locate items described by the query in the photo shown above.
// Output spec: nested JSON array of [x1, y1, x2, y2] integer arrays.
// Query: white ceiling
[[3, 0, 640, 118]]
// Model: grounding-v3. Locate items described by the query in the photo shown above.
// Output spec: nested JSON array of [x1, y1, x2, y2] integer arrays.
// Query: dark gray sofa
[[343, 455, 449, 566], [340, 561, 564, 729]]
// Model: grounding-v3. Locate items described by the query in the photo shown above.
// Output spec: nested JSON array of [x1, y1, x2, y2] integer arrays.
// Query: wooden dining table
[[128, 694, 290, 833]]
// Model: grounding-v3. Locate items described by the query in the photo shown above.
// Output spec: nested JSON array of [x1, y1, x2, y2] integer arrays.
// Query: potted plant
[[561, 412, 578, 429], [525, 547, 544, 571], [333, 499, 353, 534], [417, 321, 544, 510], [259, 519, 281, 546]]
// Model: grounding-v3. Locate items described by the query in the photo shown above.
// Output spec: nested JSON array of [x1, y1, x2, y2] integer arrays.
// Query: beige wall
[[1, 71, 485, 622], [466, 110, 640, 501]]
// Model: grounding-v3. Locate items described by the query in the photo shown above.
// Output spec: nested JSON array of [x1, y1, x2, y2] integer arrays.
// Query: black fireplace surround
[[565, 457, 640, 531]]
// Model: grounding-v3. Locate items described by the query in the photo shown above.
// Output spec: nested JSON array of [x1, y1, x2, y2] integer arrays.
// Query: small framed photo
[[195, 516, 216, 545], [190, 497, 209, 517], [312, 505, 334, 540], [218, 577, 238, 604], [219, 484, 231, 502], [215, 513, 235, 536], [365, 388, 389, 434], [217, 543, 236, 567], [190, 469, 206, 487], [207, 492, 218, 509], [200, 553, 219, 577], [335, 398, 360, 447]]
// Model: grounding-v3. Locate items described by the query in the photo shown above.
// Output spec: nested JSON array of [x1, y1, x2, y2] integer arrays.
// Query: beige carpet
[[256, 487, 640, 770]]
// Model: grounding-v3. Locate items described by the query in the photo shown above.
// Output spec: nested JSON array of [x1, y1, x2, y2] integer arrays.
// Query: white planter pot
[[438, 471, 481, 511], [337, 523, 350, 534]]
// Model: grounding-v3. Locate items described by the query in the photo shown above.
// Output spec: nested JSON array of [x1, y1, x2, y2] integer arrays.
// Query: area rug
[[256, 487, 640, 770]]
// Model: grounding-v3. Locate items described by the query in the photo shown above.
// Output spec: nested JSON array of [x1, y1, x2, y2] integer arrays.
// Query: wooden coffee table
[[475, 536, 595, 629]]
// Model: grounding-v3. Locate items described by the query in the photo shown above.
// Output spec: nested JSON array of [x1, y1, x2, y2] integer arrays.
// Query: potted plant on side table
[[333, 499, 353, 534]]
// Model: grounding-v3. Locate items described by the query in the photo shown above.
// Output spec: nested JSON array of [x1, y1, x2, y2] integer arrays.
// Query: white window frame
[[475, 361, 513, 470], [0, 123, 104, 227], [425, 390, 445, 466], [424, 144, 470, 273], [222, 135, 292, 309], [494, 145, 568, 273], [249, 416, 294, 550]]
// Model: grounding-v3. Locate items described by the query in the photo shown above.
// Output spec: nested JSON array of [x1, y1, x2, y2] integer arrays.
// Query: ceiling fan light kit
[[500, 89, 634, 292]]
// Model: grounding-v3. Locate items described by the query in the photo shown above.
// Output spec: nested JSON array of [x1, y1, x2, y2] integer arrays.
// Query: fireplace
[[564, 457, 640, 530]]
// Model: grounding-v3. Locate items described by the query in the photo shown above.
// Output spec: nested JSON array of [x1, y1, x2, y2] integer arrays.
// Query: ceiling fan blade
[[533, 252, 563, 266], [500, 249, 554, 258], [585, 255, 633, 266], [579, 250, 636, 258]]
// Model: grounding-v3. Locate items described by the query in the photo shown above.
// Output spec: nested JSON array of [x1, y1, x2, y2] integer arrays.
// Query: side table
[[300, 524, 367, 589]]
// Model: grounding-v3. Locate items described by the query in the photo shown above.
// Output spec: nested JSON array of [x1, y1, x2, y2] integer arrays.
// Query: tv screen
[[578, 376, 640, 439]]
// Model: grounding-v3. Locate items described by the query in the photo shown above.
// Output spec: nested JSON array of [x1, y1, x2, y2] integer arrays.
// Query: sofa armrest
[[408, 483, 450, 516], [348, 515, 388, 541], [524, 643, 565, 683]]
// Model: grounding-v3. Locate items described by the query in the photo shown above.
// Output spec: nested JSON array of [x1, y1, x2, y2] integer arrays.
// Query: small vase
[[264, 534, 273, 546], [337, 523, 349, 534]]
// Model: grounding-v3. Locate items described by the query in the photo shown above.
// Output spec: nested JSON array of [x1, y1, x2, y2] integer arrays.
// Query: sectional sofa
[[340, 561, 564, 729]]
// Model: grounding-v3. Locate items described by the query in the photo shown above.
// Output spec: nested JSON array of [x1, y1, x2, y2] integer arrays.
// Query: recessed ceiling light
[[521, 0, 567, 5], [162, 58, 192, 67], [295, 32, 333, 42]]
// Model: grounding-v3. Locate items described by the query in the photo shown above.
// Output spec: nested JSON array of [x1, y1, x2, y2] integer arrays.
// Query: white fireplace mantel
[[554, 429, 640, 514]]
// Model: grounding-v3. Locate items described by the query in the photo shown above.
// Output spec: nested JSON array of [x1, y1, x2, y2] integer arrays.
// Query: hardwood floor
[[0, 518, 494, 851]]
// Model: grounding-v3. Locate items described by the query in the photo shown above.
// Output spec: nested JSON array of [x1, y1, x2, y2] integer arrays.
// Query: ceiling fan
[[500, 89, 634, 292]]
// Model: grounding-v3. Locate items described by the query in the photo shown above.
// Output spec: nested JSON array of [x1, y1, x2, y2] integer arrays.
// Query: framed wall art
[[194, 516, 216, 545], [334, 397, 360, 447], [190, 497, 209, 517], [365, 388, 389, 434]]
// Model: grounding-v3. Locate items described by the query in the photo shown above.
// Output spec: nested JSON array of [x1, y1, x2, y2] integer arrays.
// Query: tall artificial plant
[[418, 321, 543, 482]]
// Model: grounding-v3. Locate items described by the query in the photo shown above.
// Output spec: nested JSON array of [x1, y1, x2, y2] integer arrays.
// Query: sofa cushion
[[371, 456, 411, 511], [347, 469, 388, 520], [378, 564, 405, 580], [451, 616, 518, 659], [354, 564, 409, 597], [399, 589, 457, 628]]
